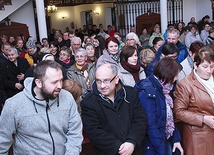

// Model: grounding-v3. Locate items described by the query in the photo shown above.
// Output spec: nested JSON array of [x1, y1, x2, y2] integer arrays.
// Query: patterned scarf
[[156, 78, 175, 139], [107, 50, 120, 63]]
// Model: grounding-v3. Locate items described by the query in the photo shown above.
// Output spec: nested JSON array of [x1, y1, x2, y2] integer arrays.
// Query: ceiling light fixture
[[47, 4, 57, 13]]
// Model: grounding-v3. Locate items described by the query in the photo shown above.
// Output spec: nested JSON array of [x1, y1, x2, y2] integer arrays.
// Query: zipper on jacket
[[46, 101, 55, 155]]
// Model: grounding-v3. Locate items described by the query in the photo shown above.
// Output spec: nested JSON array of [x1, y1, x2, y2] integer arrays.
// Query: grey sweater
[[0, 78, 83, 155]]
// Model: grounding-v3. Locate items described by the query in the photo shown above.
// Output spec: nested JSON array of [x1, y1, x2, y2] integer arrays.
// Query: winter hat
[[26, 39, 36, 48]]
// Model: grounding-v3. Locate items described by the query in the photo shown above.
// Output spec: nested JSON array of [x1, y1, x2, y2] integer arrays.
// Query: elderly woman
[[174, 46, 214, 155], [56, 46, 74, 70], [1, 47, 30, 99], [118, 45, 146, 87], [135, 57, 183, 155], [85, 42, 97, 63], [67, 48, 96, 92], [126, 32, 143, 55], [96, 36, 120, 68]]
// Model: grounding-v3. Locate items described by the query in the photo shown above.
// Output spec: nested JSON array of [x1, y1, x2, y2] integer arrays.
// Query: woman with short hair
[[96, 36, 120, 68], [135, 57, 184, 155], [174, 46, 214, 155]]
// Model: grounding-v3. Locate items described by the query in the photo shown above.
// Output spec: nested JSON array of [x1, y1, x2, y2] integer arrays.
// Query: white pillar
[[35, 0, 47, 42], [160, 0, 168, 35]]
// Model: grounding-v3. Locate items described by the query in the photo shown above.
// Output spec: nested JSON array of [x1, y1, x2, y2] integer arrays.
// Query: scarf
[[76, 63, 91, 89], [108, 50, 120, 63], [156, 77, 175, 139], [194, 69, 214, 105], [122, 62, 140, 82]]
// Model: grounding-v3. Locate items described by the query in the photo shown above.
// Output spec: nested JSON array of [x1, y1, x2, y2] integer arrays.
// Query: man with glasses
[[81, 63, 147, 155]]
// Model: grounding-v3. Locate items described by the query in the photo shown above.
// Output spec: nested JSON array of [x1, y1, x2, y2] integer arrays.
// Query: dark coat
[[146, 41, 189, 77], [135, 76, 181, 155], [0, 53, 8, 104], [157, 41, 188, 63], [81, 82, 147, 155], [1, 57, 30, 98]]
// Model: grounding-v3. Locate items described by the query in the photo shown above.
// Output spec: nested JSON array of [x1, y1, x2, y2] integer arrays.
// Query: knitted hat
[[26, 39, 36, 48]]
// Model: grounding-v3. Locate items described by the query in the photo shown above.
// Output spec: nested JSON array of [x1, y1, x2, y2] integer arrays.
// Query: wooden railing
[[114, 0, 183, 39]]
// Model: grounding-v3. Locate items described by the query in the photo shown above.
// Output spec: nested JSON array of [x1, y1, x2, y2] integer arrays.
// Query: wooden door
[[136, 12, 160, 36]]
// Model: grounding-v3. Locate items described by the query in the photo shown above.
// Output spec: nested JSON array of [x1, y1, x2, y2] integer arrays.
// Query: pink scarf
[[157, 78, 175, 139]]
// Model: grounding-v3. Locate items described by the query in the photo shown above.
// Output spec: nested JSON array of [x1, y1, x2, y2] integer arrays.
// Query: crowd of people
[[0, 14, 214, 155]]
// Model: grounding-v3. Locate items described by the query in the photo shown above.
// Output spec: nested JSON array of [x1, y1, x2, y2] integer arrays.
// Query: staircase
[[0, 0, 29, 21]]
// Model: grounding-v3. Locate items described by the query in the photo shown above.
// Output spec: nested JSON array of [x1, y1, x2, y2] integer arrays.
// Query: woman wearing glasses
[[135, 57, 184, 155], [67, 48, 96, 93], [118, 45, 146, 87], [174, 46, 214, 155]]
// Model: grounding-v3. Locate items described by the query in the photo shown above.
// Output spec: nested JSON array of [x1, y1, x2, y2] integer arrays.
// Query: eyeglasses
[[95, 75, 117, 85], [126, 39, 135, 42], [59, 53, 68, 57]]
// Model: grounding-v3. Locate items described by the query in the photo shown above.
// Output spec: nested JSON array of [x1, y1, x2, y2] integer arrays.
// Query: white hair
[[126, 32, 139, 44]]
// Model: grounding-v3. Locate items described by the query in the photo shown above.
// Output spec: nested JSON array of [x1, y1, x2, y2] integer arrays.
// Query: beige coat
[[174, 71, 214, 155]]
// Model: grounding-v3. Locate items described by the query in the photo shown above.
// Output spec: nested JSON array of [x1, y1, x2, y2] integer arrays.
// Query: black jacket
[[81, 82, 147, 155], [1, 57, 30, 98]]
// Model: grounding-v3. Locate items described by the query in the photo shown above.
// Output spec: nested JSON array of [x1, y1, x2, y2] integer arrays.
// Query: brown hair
[[60, 46, 72, 57], [189, 41, 204, 54], [105, 36, 119, 49], [62, 79, 82, 100], [194, 46, 214, 67], [120, 45, 137, 63], [154, 57, 182, 84]]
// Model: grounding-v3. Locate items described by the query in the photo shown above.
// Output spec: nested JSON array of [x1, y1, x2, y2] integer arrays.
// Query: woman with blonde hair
[[140, 48, 156, 77]]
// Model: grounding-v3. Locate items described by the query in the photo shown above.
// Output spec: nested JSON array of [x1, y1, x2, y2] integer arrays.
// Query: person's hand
[[15, 83, 23, 90], [17, 73, 24, 81], [203, 115, 214, 129], [118, 142, 134, 155], [172, 142, 184, 155]]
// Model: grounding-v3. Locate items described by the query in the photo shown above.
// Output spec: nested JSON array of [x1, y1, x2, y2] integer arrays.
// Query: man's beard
[[41, 86, 61, 100]]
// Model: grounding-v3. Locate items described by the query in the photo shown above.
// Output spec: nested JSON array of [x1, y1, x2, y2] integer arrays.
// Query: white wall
[[9, 0, 36, 38], [183, 0, 212, 24], [196, 0, 212, 22], [48, 3, 113, 32]]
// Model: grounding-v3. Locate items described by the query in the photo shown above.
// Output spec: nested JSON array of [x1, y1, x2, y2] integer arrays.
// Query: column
[[35, 0, 47, 42], [160, 0, 168, 35]]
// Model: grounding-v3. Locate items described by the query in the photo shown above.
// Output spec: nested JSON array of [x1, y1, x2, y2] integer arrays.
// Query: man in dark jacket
[[81, 63, 147, 155]]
